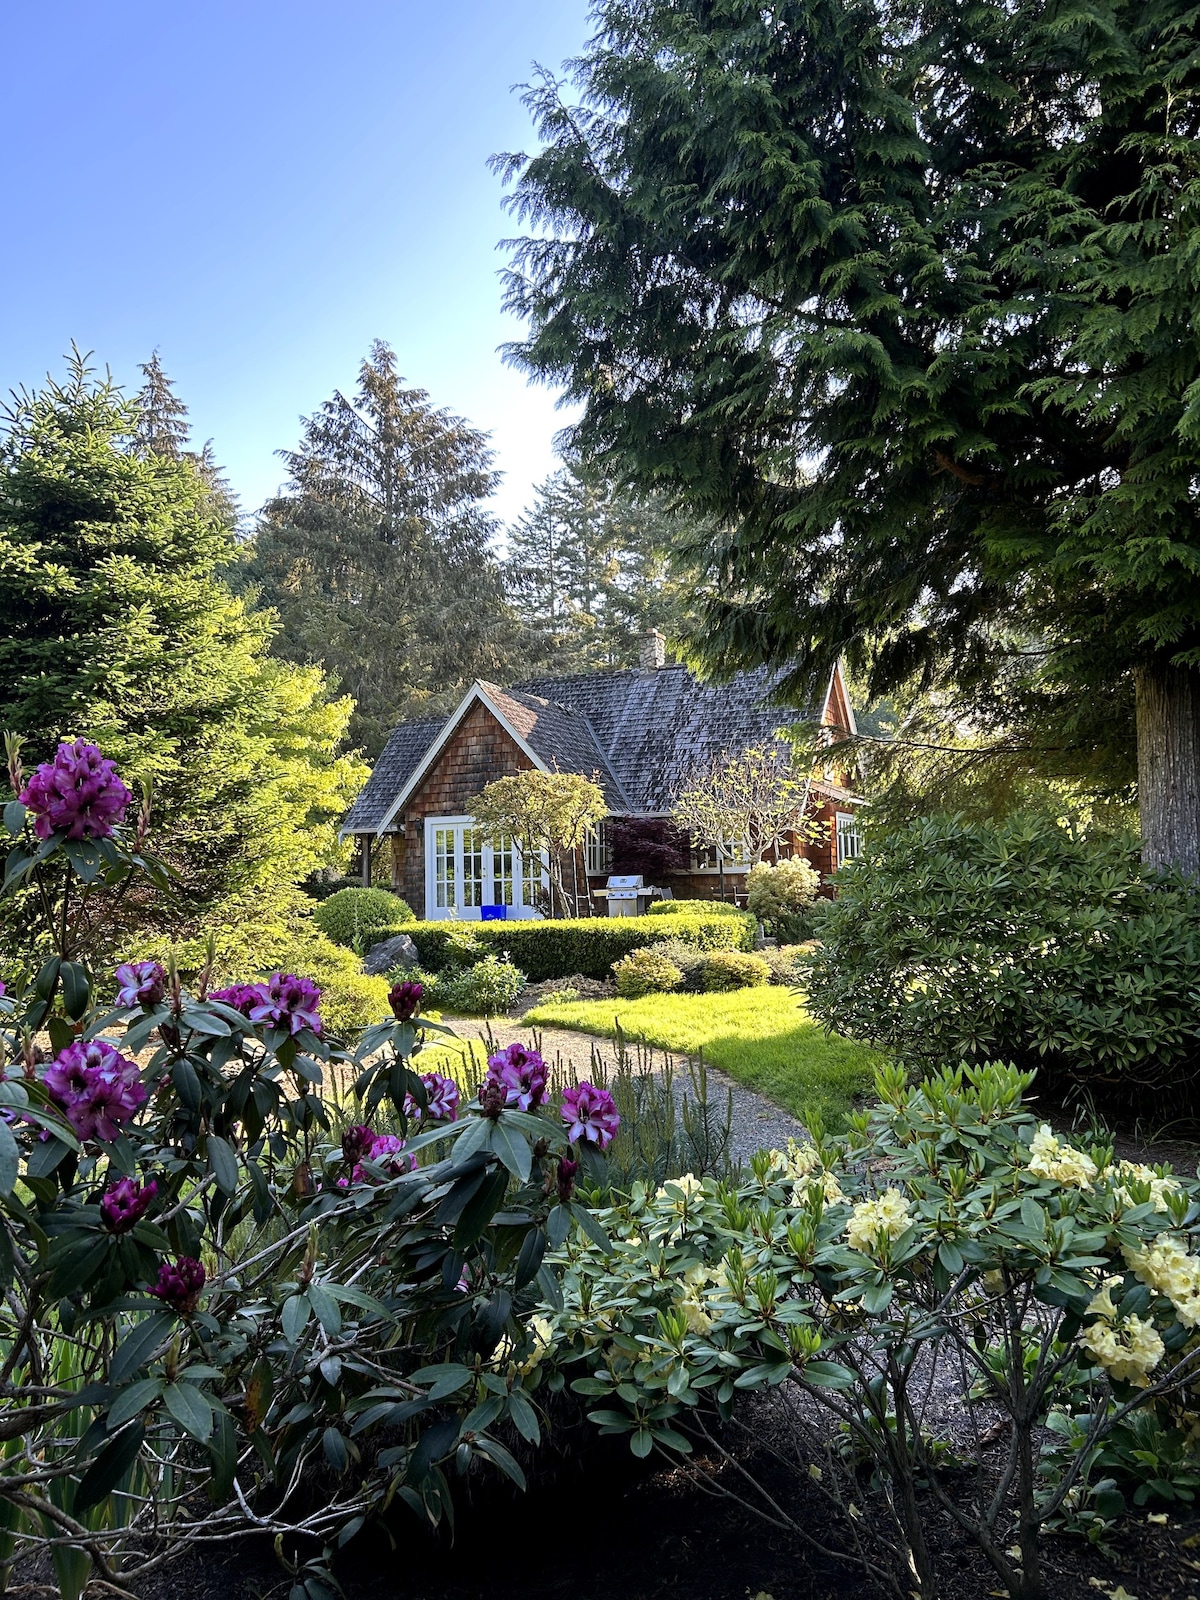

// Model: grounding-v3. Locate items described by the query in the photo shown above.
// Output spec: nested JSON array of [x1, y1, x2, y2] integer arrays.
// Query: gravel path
[[438, 1016, 808, 1167]]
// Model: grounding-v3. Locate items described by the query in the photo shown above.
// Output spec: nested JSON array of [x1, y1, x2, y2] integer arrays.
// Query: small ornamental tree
[[471, 769, 607, 917], [673, 744, 815, 898]]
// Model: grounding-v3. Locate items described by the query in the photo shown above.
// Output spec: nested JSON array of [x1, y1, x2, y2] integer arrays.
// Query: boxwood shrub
[[645, 899, 746, 917], [313, 887, 415, 949], [368, 910, 755, 982], [804, 812, 1200, 1110]]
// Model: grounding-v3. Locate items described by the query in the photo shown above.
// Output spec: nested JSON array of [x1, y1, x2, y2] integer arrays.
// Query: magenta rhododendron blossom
[[421, 1070, 459, 1122], [352, 1132, 415, 1182], [19, 739, 132, 841], [341, 1123, 375, 1164], [100, 1176, 157, 1233], [148, 1256, 206, 1312], [556, 1155, 580, 1202], [560, 1082, 620, 1149], [485, 1043, 548, 1111], [208, 983, 261, 1016], [115, 960, 166, 1008], [388, 980, 423, 1021], [44, 1040, 147, 1141], [247, 972, 323, 1037]]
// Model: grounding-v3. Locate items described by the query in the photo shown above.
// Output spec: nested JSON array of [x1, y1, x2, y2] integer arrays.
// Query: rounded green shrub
[[439, 955, 527, 1015], [313, 887, 415, 949], [646, 899, 746, 917], [804, 812, 1200, 1110], [746, 858, 821, 937], [699, 950, 771, 991], [613, 946, 684, 998]]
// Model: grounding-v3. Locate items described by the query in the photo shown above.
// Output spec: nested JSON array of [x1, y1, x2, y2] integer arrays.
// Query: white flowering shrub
[[531, 1061, 1200, 1600]]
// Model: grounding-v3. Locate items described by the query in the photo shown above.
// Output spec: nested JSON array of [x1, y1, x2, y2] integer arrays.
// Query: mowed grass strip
[[523, 987, 879, 1130]]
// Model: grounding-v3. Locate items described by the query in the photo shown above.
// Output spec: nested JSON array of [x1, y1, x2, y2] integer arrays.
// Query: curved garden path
[[438, 1015, 807, 1167]]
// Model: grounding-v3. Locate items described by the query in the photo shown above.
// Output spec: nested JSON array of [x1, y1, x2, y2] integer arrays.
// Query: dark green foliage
[[382, 911, 756, 982], [500, 0, 1200, 832], [0, 353, 362, 954], [245, 341, 523, 758], [419, 955, 527, 1015], [505, 460, 701, 671], [804, 814, 1200, 1110], [312, 887, 415, 949]]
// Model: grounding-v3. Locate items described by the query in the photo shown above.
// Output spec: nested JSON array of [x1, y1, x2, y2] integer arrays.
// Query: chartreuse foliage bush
[[312, 885, 414, 948], [381, 910, 755, 982], [804, 813, 1200, 1111], [698, 950, 771, 992], [531, 1062, 1200, 1600], [0, 739, 619, 1598], [645, 899, 745, 917], [613, 946, 684, 999]]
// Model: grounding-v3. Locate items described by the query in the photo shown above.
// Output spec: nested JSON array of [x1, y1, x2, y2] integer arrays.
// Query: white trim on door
[[423, 816, 547, 921]]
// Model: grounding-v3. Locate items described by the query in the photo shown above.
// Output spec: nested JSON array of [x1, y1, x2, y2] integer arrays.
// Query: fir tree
[[0, 352, 364, 947], [499, 0, 1200, 870], [248, 341, 520, 755]]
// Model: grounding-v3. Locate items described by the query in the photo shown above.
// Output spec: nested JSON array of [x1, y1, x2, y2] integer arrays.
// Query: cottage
[[341, 633, 864, 920]]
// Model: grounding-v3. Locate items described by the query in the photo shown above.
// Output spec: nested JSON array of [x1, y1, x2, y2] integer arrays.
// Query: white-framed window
[[425, 817, 547, 920], [688, 836, 752, 873], [585, 820, 612, 876], [835, 811, 863, 868]]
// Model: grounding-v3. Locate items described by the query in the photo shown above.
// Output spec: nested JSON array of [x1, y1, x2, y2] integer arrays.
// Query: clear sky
[[1, 0, 591, 530]]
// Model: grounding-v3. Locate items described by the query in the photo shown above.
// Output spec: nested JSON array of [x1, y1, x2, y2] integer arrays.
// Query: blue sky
[[1, 0, 591, 530]]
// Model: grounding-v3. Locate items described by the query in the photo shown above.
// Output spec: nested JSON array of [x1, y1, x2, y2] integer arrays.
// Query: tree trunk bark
[[1136, 663, 1200, 876]]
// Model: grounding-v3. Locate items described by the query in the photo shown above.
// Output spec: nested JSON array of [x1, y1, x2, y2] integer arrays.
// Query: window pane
[[836, 812, 863, 866], [493, 834, 515, 906], [463, 827, 485, 907], [435, 827, 455, 909]]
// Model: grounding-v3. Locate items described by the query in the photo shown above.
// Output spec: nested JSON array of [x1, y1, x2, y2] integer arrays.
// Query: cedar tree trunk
[[1136, 663, 1200, 877]]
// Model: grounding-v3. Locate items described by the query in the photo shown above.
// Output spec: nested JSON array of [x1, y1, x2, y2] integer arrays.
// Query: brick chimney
[[639, 629, 666, 670]]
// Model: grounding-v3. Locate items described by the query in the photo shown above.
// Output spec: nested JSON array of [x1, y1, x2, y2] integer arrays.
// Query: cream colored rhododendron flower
[[791, 1170, 846, 1207], [520, 1314, 556, 1372], [1125, 1234, 1200, 1327], [1027, 1124, 1098, 1189], [1079, 1311, 1164, 1387], [1113, 1160, 1180, 1213], [657, 1173, 703, 1210], [845, 1188, 912, 1253]]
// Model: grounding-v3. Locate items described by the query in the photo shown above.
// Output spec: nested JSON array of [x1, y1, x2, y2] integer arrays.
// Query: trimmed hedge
[[645, 899, 746, 917], [368, 911, 756, 982]]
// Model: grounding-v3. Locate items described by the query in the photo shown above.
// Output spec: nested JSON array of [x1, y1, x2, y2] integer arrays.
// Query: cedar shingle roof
[[344, 664, 825, 832]]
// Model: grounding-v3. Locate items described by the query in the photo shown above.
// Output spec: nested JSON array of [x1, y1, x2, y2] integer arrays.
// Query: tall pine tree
[[505, 462, 700, 671], [500, 0, 1200, 871], [247, 342, 521, 755]]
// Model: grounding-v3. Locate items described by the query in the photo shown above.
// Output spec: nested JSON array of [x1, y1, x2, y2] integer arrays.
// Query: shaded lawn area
[[523, 987, 879, 1130]]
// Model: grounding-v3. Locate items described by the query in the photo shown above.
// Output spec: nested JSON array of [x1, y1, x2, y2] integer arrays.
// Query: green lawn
[[522, 987, 879, 1130]]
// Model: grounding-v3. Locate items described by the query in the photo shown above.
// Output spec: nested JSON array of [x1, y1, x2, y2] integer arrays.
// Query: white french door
[[424, 816, 547, 920]]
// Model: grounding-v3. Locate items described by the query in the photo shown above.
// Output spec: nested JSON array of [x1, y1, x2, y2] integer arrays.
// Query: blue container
[[480, 904, 508, 922]]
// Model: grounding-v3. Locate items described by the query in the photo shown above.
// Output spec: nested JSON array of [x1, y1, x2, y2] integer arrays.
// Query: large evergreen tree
[[247, 342, 520, 756], [0, 353, 364, 945], [499, 0, 1200, 871], [505, 462, 699, 670]]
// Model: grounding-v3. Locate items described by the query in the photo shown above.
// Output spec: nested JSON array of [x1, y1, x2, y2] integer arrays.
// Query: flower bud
[[388, 980, 423, 1021]]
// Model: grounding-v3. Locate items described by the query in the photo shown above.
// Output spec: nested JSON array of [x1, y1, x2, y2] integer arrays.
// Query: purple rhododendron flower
[[115, 960, 166, 1009], [421, 1071, 459, 1122], [484, 1043, 548, 1112], [19, 739, 132, 841], [352, 1132, 415, 1182], [556, 1155, 580, 1203], [341, 1123, 376, 1164], [148, 1255, 206, 1313], [208, 983, 261, 1016], [388, 980, 423, 1021], [100, 1176, 157, 1233], [44, 1040, 147, 1142], [247, 972, 323, 1037], [560, 1082, 620, 1149]]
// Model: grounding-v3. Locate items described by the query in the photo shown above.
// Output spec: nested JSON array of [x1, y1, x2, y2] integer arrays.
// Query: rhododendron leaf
[[105, 1378, 164, 1430], [46, 1016, 74, 1055], [319, 1355, 343, 1387], [26, 1135, 73, 1180], [206, 1137, 238, 1196], [33, 956, 62, 1001], [630, 1428, 654, 1458], [461, 1395, 505, 1434], [452, 1117, 493, 1165], [454, 1167, 510, 1250], [327, 1284, 390, 1319], [652, 1426, 693, 1454], [282, 1294, 311, 1344], [63, 841, 104, 883], [73, 1422, 145, 1515], [111, 1314, 174, 1384], [471, 1434, 526, 1489], [569, 1202, 610, 1251], [179, 1007, 231, 1037], [938, 1242, 964, 1274], [507, 1391, 540, 1444], [546, 1204, 570, 1250], [322, 1427, 349, 1474], [59, 962, 89, 1021], [485, 1120, 532, 1182], [307, 1283, 341, 1336], [804, 1362, 857, 1389], [2, 800, 25, 836], [0, 1121, 17, 1198], [514, 1226, 546, 1289], [207, 1410, 237, 1504], [163, 1381, 213, 1441]]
